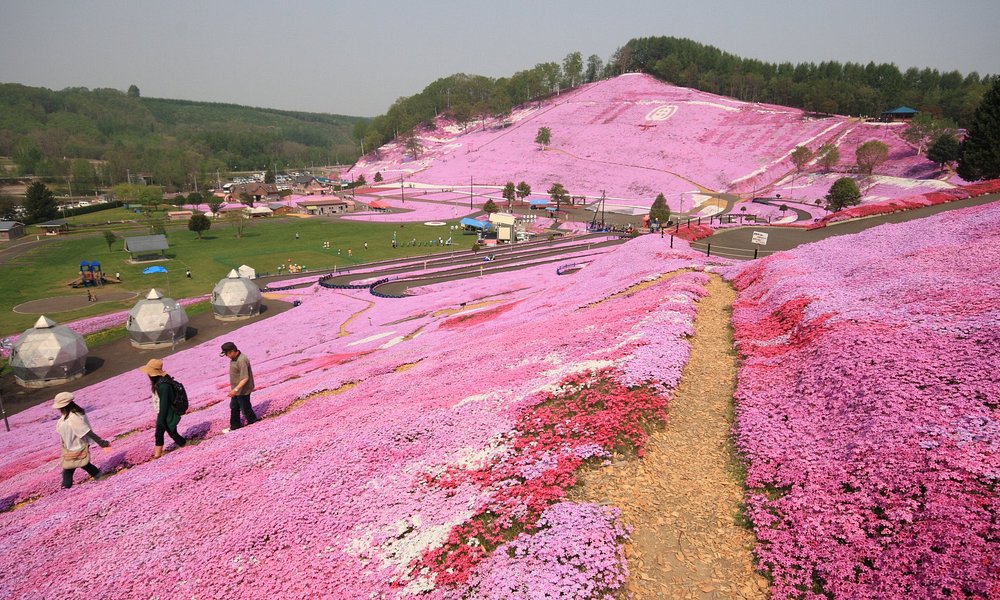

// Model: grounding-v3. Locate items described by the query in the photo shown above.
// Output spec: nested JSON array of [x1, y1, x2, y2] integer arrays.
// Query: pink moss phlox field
[[814, 180, 1000, 226], [416, 369, 667, 590], [0, 233, 720, 597], [726, 202, 1000, 599], [347, 74, 968, 215]]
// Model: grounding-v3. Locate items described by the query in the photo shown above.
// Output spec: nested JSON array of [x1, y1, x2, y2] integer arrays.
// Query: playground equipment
[[212, 269, 262, 321], [10, 316, 88, 388], [126, 289, 189, 349], [71, 260, 114, 287]]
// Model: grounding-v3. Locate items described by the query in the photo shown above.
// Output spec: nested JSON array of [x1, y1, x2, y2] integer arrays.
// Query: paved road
[[690, 193, 1000, 259]]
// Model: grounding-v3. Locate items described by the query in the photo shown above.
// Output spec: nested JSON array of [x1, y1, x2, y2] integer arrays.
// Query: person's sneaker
[[221, 428, 231, 434]]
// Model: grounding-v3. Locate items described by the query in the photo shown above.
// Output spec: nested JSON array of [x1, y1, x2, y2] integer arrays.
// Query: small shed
[[460, 217, 493, 231], [881, 106, 919, 122], [267, 202, 294, 216], [297, 197, 351, 216], [167, 210, 193, 221], [124, 234, 170, 261], [0, 221, 26, 241], [37, 219, 69, 235]]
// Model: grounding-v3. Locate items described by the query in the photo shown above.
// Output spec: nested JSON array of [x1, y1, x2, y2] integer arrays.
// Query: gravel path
[[573, 275, 768, 599]]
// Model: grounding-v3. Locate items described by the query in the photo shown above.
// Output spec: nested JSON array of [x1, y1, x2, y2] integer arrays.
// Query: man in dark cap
[[220, 341, 258, 433]]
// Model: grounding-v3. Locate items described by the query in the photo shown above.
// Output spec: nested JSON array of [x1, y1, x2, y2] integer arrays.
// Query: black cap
[[220, 341, 237, 356]]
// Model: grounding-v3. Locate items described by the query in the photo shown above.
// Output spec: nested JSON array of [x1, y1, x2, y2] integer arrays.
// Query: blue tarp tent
[[460, 217, 492, 230], [528, 198, 549, 206]]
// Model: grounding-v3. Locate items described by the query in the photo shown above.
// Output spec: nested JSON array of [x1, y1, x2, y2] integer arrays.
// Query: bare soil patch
[[14, 290, 138, 314], [572, 275, 768, 599]]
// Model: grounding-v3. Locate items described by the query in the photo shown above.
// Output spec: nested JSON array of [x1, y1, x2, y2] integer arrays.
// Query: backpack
[[164, 376, 189, 415]]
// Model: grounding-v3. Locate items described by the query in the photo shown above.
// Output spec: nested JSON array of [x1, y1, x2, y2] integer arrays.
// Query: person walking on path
[[54, 392, 111, 489], [221, 341, 258, 433], [140, 358, 187, 458]]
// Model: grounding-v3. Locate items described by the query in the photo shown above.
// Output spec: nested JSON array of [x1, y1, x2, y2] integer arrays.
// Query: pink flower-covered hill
[[0, 233, 728, 598], [347, 73, 968, 218], [725, 200, 1000, 599]]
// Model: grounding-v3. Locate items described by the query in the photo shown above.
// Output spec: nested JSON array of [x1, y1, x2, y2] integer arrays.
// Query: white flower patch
[[531, 360, 616, 396], [348, 331, 397, 347], [346, 513, 474, 585], [379, 336, 408, 349], [685, 100, 740, 112]]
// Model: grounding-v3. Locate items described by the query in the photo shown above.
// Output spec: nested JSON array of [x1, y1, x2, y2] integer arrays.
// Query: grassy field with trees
[[0, 214, 470, 334]]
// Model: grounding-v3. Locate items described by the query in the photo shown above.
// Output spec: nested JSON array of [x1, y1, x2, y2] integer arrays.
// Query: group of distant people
[[54, 341, 258, 489]]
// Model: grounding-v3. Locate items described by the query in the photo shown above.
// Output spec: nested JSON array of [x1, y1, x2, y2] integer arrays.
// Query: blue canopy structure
[[528, 198, 549, 206], [143, 266, 168, 274], [460, 217, 492, 230]]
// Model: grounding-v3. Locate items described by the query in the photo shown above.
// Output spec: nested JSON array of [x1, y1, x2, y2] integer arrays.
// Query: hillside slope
[[348, 74, 964, 216]]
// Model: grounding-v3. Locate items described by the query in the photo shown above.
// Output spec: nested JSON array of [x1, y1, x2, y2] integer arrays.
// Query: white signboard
[[751, 231, 769, 246]]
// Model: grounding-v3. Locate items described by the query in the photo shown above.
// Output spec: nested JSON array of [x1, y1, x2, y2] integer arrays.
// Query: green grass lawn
[[1, 215, 475, 334]]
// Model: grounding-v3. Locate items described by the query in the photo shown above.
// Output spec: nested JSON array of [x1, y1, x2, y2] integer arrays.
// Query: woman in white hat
[[54, 392, 111, 489], [139, 358, 187, 458]]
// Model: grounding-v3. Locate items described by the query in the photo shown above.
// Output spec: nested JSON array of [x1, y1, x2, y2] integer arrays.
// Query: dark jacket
[[155, 378, 182, 430]]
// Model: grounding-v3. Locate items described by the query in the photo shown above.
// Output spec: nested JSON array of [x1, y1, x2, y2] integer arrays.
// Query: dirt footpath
[[573, 275, 768, 599]]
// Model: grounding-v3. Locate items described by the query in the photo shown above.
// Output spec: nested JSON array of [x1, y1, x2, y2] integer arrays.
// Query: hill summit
[[348, 73, 962, 215]]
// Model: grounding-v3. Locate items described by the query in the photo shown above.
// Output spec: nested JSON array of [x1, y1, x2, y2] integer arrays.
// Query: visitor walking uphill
[[140, 358, 187, 458], [53, 392, 111, 489], [221, 341, 258, 433]]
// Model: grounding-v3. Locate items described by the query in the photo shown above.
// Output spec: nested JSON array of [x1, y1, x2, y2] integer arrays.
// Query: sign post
[[751, 231, 769, 246]]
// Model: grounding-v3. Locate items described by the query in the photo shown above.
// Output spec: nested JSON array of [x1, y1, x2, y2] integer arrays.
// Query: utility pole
[[400, 176, 405, 204], [470, 176, 473, 209]]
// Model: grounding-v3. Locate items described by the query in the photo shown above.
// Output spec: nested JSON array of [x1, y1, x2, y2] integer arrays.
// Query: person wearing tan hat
[[140, 358, 188, 458], [54, 392, 111, 488]]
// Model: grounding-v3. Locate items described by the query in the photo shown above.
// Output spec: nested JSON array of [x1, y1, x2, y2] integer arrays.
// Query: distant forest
[[0, 84, 364, 191], [353, 36, 995, 155]]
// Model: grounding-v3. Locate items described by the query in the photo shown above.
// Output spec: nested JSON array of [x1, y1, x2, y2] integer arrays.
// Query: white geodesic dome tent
[[126, 288, 189, 348], [10, 316, 88, 388], [212, 269, 262, 320]]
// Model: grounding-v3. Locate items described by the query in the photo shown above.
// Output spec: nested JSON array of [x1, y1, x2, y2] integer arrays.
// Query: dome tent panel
[[10, 315, 88, 388], [211, 269, 262, 321], [126, 288, 190, 348]]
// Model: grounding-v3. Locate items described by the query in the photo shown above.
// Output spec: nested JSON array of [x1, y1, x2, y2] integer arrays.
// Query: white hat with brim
[[53, 392, 75, 409]]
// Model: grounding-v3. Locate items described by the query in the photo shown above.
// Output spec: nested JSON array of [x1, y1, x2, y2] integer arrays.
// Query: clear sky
[[1, 0, 997, 117]]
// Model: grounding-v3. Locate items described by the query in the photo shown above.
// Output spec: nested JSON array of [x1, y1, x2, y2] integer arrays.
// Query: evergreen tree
[[957, 78, 1000, 181], [24, 181, 58, 223], [927, 134, 961, 170], [535, 127, 551, 148], [482, 199, 499, 214], [825, 177, 861, 211], [649, 193, 671, 224]]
